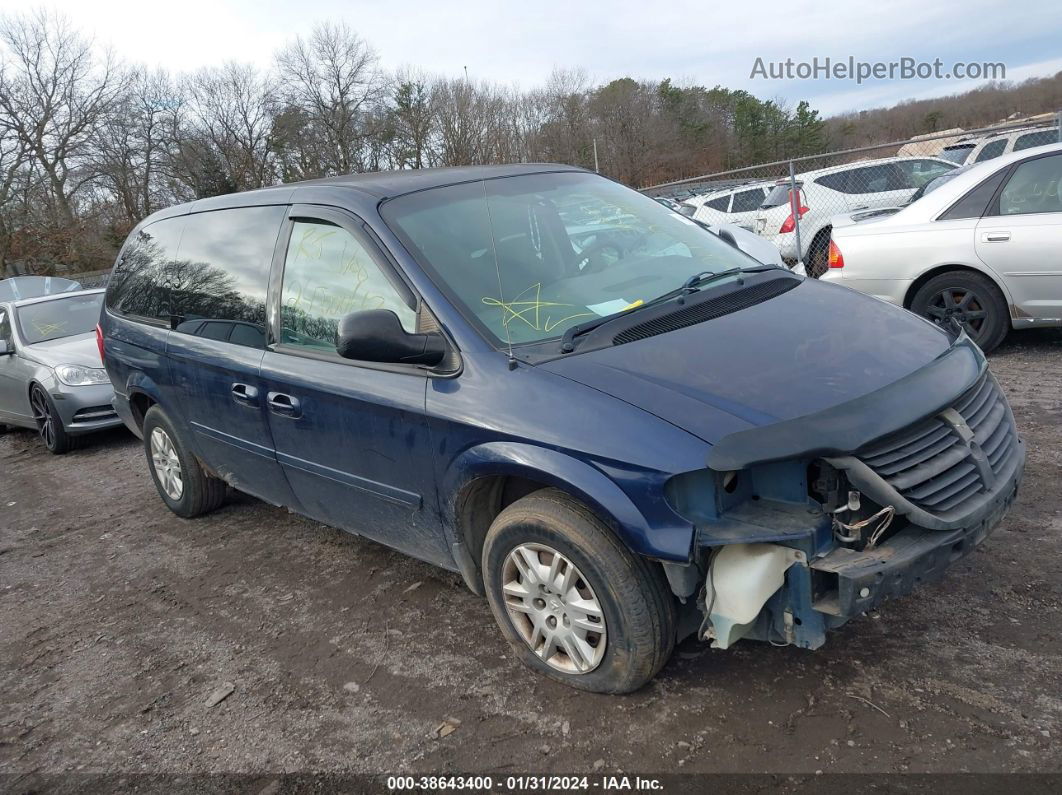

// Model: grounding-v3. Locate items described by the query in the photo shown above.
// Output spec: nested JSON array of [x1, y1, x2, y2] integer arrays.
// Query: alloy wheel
[[924, 287, 988, 338], [150, 427, 184, 501], [501, 543, 606, 674], [30, 387, 55, 449]]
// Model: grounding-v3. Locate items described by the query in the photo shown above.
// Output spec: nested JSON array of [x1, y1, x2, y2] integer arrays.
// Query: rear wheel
[[910, 271, 1009, 352], [482, 488, 676, 693], [142, 406, 226, 518], [30, 385, 76, 454]]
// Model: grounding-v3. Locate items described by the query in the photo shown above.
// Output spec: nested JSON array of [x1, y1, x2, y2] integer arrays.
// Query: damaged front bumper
[[676, 333, 1026, 651], [809, 466, 1021, 619]]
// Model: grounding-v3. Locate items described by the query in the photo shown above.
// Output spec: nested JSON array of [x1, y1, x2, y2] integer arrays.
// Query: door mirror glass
[[336, 309, 446, 366], [0, 339, 12, 356]]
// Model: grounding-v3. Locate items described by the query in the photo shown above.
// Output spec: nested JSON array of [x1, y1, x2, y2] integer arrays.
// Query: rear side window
[[106, 217, 185, 323], [939, 168, 1008, 220], [975, 139, 1007, 162], [848, 164, 907, 193], [705, 195, 730, 212], [170, 206, 286, 348], [1013, 130, 1057, 152], [731, 189, 764, 212], [995, 153, 1062, 216], [815, 172, 849, 192]]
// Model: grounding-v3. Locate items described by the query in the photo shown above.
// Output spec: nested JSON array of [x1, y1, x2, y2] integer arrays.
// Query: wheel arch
[[903, 262, 1014, 318], [443, 442, 694, 594]]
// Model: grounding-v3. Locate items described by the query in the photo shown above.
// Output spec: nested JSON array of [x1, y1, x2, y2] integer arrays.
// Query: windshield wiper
[[559, 265, 777, 353]]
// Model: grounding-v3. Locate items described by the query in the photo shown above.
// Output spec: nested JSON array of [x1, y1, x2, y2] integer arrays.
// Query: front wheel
[[482, 489, 676, 693], [909, 271, 1009, 353], [30, 385, 76, 454]]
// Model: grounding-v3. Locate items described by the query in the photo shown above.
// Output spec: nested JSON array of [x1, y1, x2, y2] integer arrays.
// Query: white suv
[[963, 126, 1059, 165], [692, 183, 770, 230], [752, 156, 956, 275]]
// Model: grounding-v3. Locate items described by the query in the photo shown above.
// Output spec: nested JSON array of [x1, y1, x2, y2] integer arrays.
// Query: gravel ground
[[1, 329, 1061, 781]]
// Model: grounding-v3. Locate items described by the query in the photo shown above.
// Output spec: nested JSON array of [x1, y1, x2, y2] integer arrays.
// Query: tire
[[29, 385, 77, 455], [482, 488, 676, 694], [909, 270, 1009, 353], [805, 227, 831, 279], [142, 405, 226, 518]]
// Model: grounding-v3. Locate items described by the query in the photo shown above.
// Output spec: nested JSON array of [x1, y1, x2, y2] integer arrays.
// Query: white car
[[962, 126, 1059, 166], [692, 218, 785, 267], [751, 157, 957, 276], [823, 143, 1062, 352], [692, 183, 771, 230]]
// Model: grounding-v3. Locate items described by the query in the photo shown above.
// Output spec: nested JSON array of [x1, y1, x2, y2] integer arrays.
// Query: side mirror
[[0, 339, 12, 356], [336, 309, 447, 367]]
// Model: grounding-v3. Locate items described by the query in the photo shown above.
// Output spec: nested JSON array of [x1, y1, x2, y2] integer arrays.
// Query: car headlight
[[54, 364, 110, 386]]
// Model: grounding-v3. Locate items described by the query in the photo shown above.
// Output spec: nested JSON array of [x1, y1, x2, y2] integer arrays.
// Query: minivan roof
[[282, 163, 588, 198], [136, 163, 590, 228]]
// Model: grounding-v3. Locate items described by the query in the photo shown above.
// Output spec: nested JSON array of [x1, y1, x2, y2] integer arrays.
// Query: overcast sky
[[3, 0, 1060, 117]]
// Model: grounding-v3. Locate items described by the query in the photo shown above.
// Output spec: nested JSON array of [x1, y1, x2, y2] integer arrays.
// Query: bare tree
[[185, 62, 277, 192], [275, 21, 385, 176], [0, 9, 124, 257], [388, 68, 436, 169], [93, 68, 179, 228]]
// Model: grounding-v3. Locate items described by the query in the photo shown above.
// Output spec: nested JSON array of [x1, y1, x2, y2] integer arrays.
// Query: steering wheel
[[578, 239, 625, 274]]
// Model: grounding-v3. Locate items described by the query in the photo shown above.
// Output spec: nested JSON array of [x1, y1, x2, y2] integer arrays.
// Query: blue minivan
[[100, 165, 1024, 693]]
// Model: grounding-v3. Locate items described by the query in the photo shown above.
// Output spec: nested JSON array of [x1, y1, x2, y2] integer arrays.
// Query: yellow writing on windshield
[[482, 283, 595, 334]]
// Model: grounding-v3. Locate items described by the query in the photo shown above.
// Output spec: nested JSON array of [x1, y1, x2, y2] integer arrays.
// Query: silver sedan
[[0, 286, 124, 453]]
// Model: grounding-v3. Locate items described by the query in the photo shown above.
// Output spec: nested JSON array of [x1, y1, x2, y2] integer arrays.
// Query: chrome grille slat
[[863, 425, 955, 472], [931, 480, 984, 512], [908, 464, 979, 504], [857, 373, 1017, 516], [888, 445, 972, 491], [861, 419, 943, 460]]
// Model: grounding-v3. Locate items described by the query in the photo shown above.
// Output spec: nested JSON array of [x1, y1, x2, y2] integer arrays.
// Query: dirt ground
[[1, 330, 1061, 782]]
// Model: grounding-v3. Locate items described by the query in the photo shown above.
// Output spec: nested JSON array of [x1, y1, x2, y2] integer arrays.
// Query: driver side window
[[280, 220, 416, 352], [997, 154, 1062, 216]]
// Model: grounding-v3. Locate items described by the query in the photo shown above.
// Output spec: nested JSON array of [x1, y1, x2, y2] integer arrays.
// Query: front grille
[[612, 277, 799, 345], [857, 373, 1018, 514]]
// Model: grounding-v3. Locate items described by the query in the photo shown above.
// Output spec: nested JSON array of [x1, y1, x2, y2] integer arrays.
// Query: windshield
[[381, 172, 762, 345], [16, 292, 103, 344]]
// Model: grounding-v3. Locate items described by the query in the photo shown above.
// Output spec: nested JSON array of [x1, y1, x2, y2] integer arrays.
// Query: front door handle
[[267, 391, 301, 418], [231, 383, 259, 405], [981, 231, 1011, 242]]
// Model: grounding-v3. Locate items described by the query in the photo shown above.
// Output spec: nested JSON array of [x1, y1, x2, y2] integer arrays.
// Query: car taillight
[[828, 239, 844, 269], [95, 323, 105, 363], [777, 188, 807, 232], [778, 205, 809, 234]]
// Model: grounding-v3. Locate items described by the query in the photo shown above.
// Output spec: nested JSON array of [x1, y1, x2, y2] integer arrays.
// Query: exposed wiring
[[832, 505, 896, 548], [698, 549, 720, 641]]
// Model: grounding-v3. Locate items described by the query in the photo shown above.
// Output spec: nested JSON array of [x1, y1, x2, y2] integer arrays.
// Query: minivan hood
[[541, 279, 951, 445], [22, 332, 102, 368]]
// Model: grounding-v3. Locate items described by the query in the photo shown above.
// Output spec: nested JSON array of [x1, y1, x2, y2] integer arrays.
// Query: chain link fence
[[642, 113, 1062, 277]]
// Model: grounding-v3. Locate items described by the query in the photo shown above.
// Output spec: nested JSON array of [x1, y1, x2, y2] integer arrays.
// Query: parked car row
[[826, 142, 1062, 352]]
